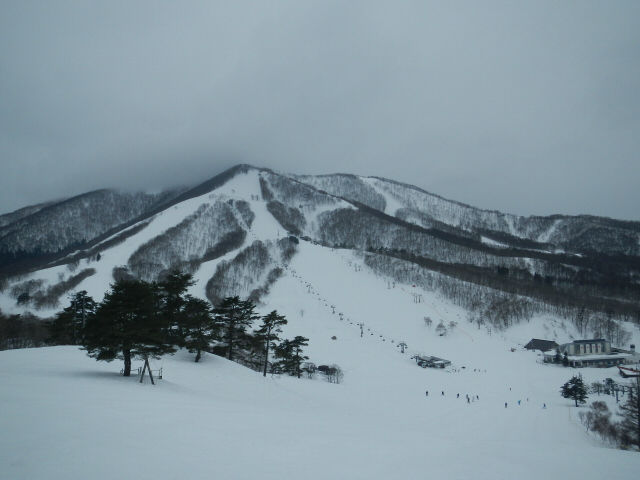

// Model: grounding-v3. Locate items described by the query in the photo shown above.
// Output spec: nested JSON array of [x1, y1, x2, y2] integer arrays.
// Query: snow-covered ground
[[2, 241, 639, 479]]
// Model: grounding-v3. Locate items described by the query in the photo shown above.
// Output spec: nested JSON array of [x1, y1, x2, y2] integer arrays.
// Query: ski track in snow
[[538, 218, 562, 243], [504, 214, 519, 237], [361, 177, 405, 216]]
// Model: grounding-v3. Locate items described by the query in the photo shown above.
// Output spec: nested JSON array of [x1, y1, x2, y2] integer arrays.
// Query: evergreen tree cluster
[[0, 309, 50, 350], [49, 272, 314, 379]]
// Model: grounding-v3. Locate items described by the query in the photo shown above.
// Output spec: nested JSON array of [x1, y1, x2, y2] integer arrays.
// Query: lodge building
[[542, 339, 632, 368]]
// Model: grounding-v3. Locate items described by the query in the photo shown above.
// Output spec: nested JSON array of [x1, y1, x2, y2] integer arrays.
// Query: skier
[[543, 403, 546, 409], [441, 391, 444, 396], [425, 390, 428, 397], [505, 402, 508, 408], [518, 400, 521, 406], [457, 393, 460, 398]]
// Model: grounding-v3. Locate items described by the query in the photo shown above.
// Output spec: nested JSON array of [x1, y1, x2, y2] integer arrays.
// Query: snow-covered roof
[[565, 353, 630, 361], [542, 350, 630, 361]]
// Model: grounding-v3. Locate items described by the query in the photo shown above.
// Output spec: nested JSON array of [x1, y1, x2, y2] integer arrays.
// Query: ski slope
[[1, 241, 639, 479]]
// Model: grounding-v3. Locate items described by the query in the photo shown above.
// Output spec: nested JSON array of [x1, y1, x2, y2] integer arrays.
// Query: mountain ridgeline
[[1, 165, 639, 340]]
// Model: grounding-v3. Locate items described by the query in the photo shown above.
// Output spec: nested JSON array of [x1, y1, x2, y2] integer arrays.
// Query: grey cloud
[[1, 1, 639, 219]]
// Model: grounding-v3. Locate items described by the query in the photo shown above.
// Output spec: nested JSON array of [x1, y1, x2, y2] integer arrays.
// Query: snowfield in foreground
[[1, 312, 639, 479]]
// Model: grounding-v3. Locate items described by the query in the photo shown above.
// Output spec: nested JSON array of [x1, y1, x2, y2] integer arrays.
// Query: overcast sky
[[1, 1, 639, 220]]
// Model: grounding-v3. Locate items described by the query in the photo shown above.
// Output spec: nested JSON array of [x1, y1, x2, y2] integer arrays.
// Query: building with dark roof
[[524, 339, 558, 352], [413, 355, 451, 369]]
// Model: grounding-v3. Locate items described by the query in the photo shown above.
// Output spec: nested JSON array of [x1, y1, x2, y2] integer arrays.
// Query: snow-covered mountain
[[1, 165, 639, 478], [1, 165, 638, 341]]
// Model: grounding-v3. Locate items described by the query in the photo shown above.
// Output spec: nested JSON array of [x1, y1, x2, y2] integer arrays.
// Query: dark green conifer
[[618, 377, 640, 450], [82, 279, 175, 376], [182, 295, 216, 362], [158, 271, 195, 346], [274, 335, 309, 378], [213, 296, 259, 362], [561, 375, 588, 407], [255, 310, 287, 376], [50, 290, 97, 345]]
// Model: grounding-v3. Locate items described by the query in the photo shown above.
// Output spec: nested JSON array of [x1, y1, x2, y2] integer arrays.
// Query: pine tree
[[618, 377, 640, 450], [82, 279, 175, 376], [158, 271, 195, 346], [274, 335, 309, 378], [50, 290, 97, 345], [255, 310, 287, 376], [290, 336, 310, 378], [213, 296, 259, 362], [181, 296, 217, 362], [561, 375, 588, 407]]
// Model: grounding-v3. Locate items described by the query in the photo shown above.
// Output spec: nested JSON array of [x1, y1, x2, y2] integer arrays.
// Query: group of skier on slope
[[425, 389, 547, 409]]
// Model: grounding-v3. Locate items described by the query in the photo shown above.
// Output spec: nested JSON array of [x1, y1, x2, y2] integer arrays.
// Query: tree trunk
[[123, 349, 132, 376], [195, 349, 201, 363], [228, 322, 234, 361], [263, 325, 271, 377], [263, 341, 269, 377]]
